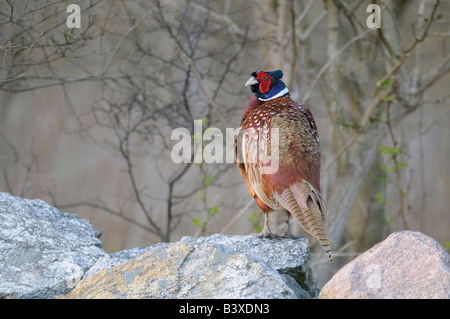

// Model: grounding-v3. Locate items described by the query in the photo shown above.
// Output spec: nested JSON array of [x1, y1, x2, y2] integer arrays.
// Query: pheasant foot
[[279, 229, 302, 239], [279, 211, 302, 239], [253, 229, 280, 239], [252, 212, 279, 239]]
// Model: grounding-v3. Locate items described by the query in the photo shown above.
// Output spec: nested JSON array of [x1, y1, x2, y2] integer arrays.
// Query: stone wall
[[0, 192, 448, 299]]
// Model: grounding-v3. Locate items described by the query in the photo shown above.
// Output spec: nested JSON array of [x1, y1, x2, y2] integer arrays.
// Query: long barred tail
[[280, 185, 332, 261]]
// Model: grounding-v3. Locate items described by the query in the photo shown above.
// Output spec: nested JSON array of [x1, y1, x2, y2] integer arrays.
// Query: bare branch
[[415, 52, 450, 96], [303, 29, 374, 103], [189, 2, 253, 40], [404, 0, 441, 54], [385, 102, 409, 229], [288, 0, 297, 89], [56, 201, 156, 234], [297, 11, 326, 42], [180, 53, 228, 128]]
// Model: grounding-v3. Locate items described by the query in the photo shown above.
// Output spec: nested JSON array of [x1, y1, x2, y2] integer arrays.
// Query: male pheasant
[[235, 70, 332, 261]]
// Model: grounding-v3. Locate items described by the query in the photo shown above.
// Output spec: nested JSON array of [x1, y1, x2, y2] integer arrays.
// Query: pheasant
[[235, 70, 332, 261]]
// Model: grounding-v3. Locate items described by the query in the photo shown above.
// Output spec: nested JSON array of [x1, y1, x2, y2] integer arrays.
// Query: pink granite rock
[[320, 231, 450, 299]]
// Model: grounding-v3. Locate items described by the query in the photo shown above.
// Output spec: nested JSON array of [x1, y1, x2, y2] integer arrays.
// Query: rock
[[0, 192, 106, 298], [0, 192, 320, 299], [320, 231, 450, 299], [83, 246, 152, 280], [64, 234, 319, 299], [181, 234, 319, 297]]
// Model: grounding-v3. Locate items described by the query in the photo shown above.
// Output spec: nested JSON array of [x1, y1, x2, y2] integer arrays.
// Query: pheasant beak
[[245, 76, 258, 87]]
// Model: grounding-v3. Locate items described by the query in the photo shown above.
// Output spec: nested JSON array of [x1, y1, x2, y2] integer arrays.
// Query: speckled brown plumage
[[236, 81, 332, 261]]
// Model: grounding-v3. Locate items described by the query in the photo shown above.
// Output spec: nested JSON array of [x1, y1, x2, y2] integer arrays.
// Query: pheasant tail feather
[[280, 185, 332, 261]]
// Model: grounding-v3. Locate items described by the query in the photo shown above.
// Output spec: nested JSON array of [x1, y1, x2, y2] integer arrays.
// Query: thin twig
[[102, 8, 155, 74], [181, 53, 228, 128], [323, 0, 442, 173], [418, 106, 426, 232], [323, 42, 409, 174], [403, 0, 440, 54], [190, 2, 253, 40], [303, 28, 374, 103], [298, 11, 326, 42], [219, 199, 254, 234], [288, 0, 296, 89], [386, 102, 409, 230], [57, 201, 156, 234]]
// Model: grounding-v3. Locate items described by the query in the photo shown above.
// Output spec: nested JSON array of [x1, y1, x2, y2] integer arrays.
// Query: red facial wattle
[[256, 71, 272, 94]]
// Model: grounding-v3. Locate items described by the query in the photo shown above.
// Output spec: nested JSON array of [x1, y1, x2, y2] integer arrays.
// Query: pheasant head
[[245, 70, 289, 101]]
